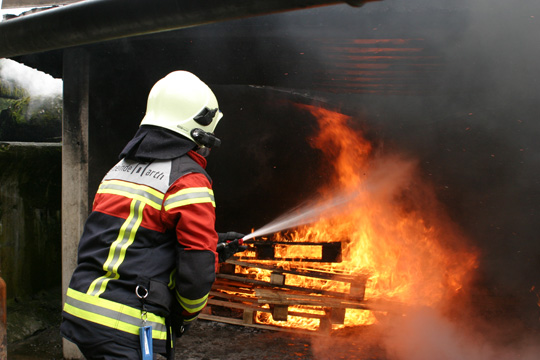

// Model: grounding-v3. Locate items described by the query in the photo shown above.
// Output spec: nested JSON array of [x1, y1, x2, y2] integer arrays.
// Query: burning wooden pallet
[[200, 240, 373, 334], [237, 240, 343, 262]]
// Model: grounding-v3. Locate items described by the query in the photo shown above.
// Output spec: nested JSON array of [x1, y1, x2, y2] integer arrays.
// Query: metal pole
[[0, 276, 6, 360], [0, 0, 373, 59]]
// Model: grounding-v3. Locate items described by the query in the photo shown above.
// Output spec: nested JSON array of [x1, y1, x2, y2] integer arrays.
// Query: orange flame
[[250, 104, 478, 330]]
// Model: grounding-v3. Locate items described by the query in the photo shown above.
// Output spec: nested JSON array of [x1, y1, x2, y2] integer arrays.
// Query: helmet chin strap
[[196, 147, 211, 157], [191, 128, 221, 149]]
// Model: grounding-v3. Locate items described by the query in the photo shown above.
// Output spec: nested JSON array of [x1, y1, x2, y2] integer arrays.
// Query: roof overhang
[[0, 0, 374, 59]]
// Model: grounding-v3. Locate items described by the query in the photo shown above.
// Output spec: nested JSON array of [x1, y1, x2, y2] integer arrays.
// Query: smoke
[[243, 190, 361, 240], [310, 302, 540, 360], [0, 59, 62, 98], [288, 1, 540, 354], [379, 306, 540, 360], [243, 155, 416, 241]]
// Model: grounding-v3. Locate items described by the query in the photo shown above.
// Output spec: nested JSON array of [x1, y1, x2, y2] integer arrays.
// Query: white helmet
[[140, 71, 223, 146]]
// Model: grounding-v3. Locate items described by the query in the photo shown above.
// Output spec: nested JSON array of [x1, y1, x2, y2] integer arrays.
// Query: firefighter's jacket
[[60, 150, 218, 354]]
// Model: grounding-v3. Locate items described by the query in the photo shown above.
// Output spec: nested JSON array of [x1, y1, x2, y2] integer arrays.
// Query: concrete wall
[[0, 142, 61, 300]]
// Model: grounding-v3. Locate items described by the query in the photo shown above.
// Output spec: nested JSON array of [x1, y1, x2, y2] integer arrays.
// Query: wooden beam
[[207, 299, 264, 313], [217, 273, 364, 300], [197, 314, 319, 336], [254, 288, 368, 308], [225, 259, 369, 284], [244, 241, 343, 262]]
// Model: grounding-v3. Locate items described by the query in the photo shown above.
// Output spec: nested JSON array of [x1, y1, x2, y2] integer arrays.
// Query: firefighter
[[60, 71, 245, 359]]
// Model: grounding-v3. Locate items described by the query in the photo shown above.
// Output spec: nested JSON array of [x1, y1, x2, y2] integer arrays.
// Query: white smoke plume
[[0, 59, 62, 98]]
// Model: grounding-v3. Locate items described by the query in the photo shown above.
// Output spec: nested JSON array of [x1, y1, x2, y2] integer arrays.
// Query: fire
[[532, 286, 540, 308], [244, 104, 478, 330]]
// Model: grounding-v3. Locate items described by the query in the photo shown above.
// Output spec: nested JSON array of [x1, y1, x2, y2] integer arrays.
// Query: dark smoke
[[227, 0, 540, 358]]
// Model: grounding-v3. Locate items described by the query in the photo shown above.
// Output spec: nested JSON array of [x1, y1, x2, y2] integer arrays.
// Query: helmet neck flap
[[119, 126, 196, 162]]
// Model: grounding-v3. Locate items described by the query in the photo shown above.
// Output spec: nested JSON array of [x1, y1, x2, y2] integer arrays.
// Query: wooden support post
[[62, 47, 90, 360], [219, 262, 236, 274], [271, 305, 288, 321], [255, 243, 275, 260], [318, 317, 332, 334], [270, 272, 285, 286], [328, 307, 346, 325], [321, 242, 342, 262], [350, 281, 366, 300], [242, 309, 255, 325], [318, 307, 345, 334]]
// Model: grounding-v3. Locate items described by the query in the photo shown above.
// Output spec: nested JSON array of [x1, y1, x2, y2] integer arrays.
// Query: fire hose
[[216, 237, 249, 251], [216, 233, 250, 262]]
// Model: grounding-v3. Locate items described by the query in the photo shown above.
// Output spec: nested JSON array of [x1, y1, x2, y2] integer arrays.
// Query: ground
[[6, 291, 388, 360], [8, 319, 388, 360], [9, 290, 539, 359]]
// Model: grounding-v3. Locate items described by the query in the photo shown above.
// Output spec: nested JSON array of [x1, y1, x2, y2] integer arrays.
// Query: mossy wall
[[0, 143, 62, 300], [0, 96, 62, 142]]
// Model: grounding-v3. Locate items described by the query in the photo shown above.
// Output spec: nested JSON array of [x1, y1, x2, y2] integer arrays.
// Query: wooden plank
[[207, 298, 267, 312], [241, 241, 342, 262], [214, 277, 256, 289], [210, 285, 254, 295], [209, 290, 257, 303], [209, 292, 330, 320], [287, 310, 326, 320], [226, 259, 368, 283], [211, 281, 256, 294], [197, 314, 319, 336], [217, 273, 363, 300], [254, 288, 368, 308], [254, 291, 408, 315], [236, 256, 339, 263], [198, 314, 246, 326], [247, 241, 342, 246]]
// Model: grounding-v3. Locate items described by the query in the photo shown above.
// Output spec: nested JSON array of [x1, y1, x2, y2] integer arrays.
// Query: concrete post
[[61, 47, 90, 360]]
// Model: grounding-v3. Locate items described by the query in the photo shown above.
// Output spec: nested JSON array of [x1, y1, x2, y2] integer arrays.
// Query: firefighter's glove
[[178, 322, 192, 338], [218, 231, 244, 243], [171, 309, 192, 338], [217, 232, 247, 262]]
